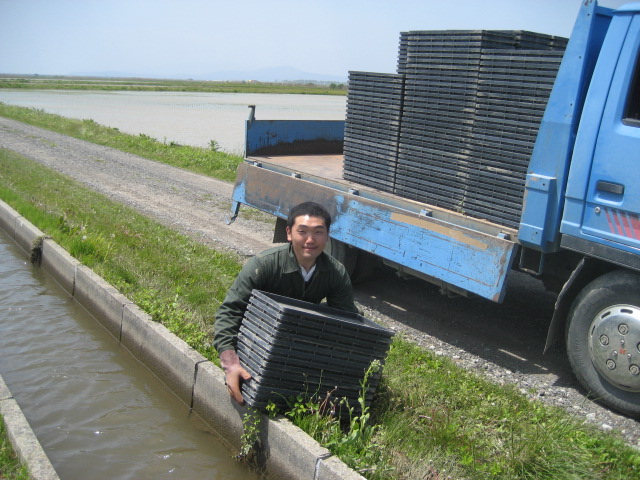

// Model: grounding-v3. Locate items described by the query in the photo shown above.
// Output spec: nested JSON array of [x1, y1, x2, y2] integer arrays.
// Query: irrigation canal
[[0, 228, 258, 480]]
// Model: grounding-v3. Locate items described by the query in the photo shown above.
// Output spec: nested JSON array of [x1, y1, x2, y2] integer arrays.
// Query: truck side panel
[[232, 162, 518, 302]]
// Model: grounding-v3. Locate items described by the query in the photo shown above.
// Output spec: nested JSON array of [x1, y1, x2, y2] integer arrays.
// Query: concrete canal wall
[[0, 376, 59, 480], [0, 199, 364, 480]]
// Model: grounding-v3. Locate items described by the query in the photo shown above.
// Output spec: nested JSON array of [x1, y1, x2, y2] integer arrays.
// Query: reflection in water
[[0, 230, 257, 480], [0, 90, 346, 154]]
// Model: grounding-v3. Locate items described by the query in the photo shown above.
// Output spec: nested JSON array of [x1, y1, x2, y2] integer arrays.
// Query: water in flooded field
[[0, 229, 257, 480], [0, 89, 346, 154]]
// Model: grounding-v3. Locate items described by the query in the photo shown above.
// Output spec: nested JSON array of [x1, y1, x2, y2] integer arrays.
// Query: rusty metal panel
[[232, 162, 517, 302]]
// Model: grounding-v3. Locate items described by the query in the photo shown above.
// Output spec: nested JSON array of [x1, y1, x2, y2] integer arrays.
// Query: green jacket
[[213, 243, 357, 353]]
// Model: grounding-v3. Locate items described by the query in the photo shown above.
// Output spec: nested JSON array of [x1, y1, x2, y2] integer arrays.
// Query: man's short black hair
[[287, 202, 332, 231]]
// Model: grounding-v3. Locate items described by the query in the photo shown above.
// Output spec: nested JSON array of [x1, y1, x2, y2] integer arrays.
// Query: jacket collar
[[283, 243, 330, 274]]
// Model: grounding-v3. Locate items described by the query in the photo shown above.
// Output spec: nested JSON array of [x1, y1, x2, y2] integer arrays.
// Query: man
[[214, 201, 358, 404]]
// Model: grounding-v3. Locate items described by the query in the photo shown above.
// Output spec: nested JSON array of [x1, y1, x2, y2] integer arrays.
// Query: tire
[[566, 269, 640, 418], [326, 238, 357, 276], [326, 239, 379, 284], [350, 249, 380, 285]]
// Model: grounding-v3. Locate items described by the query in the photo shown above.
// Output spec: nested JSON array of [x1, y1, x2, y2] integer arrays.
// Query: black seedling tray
[[238, 323, 385, 373], [247, 291, 394, 339], [241, 380, 372, 412], [238, 347, 382, 389], [243, 306, 393, 353], [237, 290, 392, 410]]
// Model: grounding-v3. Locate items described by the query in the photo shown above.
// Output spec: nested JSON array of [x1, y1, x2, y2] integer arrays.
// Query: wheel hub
[[589, 304, 640, 392]]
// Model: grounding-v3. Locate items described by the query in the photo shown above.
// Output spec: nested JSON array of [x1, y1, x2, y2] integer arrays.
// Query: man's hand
[[220, 349, 252, 405]]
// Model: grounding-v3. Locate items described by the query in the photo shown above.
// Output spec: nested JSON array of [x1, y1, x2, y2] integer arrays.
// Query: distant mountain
[[72, 66, 347, 84]]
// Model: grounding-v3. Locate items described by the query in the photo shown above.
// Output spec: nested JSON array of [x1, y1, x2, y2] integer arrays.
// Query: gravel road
[[1, 116, 639, 448]]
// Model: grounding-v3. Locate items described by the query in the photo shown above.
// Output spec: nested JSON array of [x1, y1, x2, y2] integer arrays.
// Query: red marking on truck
[[614, 210, 625, 236], [631, 214, 640, 239], [605, 208, 621, 235], [620, 212, 633, 238], [605, 208, 640, 239]]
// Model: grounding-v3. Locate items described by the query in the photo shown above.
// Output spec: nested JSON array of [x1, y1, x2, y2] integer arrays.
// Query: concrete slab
[[191, 359, 339, 480], [0, 199, 19, 238], [74, 266, 131, 340], [260, 417, 334, 480], [317, 455, 367, 480], [191, 360, 245, 451], [120, 303, 207, 406], [0, 375, 60, 480], [14, 215, 45, 256], [0, 375, 10, 400], [41, 238, 79, 296]]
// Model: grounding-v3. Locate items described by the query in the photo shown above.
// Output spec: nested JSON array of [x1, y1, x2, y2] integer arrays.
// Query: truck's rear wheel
[[326, 238, 357, 276], [326, 238, 378, 284], [566, 270, 640, 418], [351, 249, 379, 284]]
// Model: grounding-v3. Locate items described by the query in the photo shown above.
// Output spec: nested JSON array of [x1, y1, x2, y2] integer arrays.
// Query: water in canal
[[0, 90, 346, 154], [0, 229, 258, 480]]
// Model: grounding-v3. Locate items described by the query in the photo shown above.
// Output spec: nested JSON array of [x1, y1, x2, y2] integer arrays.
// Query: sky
[[0, 0, 635, 81]]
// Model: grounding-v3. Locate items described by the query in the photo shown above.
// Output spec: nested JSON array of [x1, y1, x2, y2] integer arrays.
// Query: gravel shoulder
[[2, 116, 639, 448]]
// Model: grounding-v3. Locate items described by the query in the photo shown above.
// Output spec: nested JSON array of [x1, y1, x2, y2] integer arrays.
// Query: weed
[[325, 361, 394, 479], [134, 289, 217, 360], [277, 361, 394, 479], [236, 408, 262, 461], [265, 401, 279, 419], [209, 139, 220, 152]]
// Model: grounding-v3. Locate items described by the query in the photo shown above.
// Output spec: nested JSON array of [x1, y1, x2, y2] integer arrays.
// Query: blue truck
[[228, 1, 640, 418]]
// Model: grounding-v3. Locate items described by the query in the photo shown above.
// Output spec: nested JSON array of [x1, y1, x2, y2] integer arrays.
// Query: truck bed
[[232, 154, 520, 302], [246, 153, 517, 237], [246, 154, 344, 182], [235, 115, 525, 302]]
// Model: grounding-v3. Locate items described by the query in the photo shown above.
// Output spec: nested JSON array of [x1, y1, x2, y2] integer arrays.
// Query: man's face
[[286, 214, 329, 267]]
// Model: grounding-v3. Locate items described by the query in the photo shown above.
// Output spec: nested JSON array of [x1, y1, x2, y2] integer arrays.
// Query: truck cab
[[562, 3, 640, 266]]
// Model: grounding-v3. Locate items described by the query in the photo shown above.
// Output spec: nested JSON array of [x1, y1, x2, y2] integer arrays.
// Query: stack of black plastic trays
[[391, 30, 567, 229], [237, 290, 394, 414], [340, 29, 568, 229], [343, 71, 404, 194], [395, 31, 518, 212], [466, 34, 567, 229]]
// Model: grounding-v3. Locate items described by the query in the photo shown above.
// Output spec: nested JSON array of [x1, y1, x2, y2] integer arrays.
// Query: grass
[[0, 102, 243, 182], [0, 74, 347, 95], [1, 107, 640, 479], [0, 147, 239, 361], [274, 360, 392, 477], [0, 416, 30, 480], [370, 340, 640, 479]]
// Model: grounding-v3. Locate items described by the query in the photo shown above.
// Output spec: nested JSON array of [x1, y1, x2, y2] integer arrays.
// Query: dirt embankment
[[1, 116, 639, 447]]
